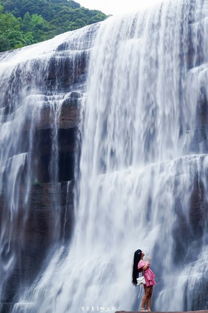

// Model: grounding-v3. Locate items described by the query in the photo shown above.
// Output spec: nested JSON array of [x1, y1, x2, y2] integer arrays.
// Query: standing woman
[[132, 249, 156, 312]]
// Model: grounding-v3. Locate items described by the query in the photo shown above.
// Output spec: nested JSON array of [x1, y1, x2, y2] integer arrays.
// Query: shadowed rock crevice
[[0, 22, 98, 311]]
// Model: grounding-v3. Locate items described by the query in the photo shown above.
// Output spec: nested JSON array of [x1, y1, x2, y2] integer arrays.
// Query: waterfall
[[69, 0, 208, 311], [0, 0, 208, 312], [0, 23, 98, 312]]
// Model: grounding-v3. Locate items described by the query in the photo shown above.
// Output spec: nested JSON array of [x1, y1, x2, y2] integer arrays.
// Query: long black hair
[[132, 249, 143, 285]]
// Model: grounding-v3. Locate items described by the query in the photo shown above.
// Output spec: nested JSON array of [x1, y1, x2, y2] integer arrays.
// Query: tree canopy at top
[[0, 0, 107, 52]]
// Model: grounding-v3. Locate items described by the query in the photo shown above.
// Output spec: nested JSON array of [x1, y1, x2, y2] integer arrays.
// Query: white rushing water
[[0, 22, 98, 310], [9, 0, 208, 312]]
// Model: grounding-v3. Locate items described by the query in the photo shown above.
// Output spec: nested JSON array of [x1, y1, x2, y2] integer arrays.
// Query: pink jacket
[[137, 259, 156, 286]]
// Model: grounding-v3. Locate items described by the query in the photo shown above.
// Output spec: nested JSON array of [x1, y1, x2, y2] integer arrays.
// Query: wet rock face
[[35, 127, 77, 182], [0, 181, 75, 305], [0, 23, 98, 307], [33, 93, 81, 183]]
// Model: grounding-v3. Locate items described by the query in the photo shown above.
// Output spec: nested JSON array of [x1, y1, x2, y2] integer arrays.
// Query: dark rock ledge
[[115, 311, 208, 313]]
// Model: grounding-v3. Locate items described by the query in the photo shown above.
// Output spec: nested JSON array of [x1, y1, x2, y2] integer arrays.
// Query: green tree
[[0, 6, 25, 51], [0, 0, 108, 52]]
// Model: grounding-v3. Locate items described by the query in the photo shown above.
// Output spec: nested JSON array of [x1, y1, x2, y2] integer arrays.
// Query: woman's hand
[[143, 261, 150, 270]]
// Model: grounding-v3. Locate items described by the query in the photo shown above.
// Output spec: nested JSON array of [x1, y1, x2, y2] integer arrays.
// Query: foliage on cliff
[[0, 0, 107, 52]]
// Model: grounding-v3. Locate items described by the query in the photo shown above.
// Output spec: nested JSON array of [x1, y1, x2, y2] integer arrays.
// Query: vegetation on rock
[[0, 0, 107, 52]]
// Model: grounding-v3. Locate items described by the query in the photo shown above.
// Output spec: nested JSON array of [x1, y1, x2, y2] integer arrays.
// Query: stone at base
[[115, 310, 208, 313]]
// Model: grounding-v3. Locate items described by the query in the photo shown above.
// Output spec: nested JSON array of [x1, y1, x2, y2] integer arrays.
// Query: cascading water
[[0, 23, 98, 311], [1, 0, 208, 312]]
